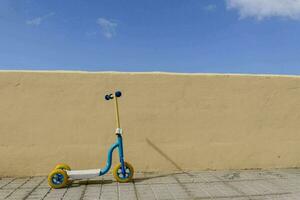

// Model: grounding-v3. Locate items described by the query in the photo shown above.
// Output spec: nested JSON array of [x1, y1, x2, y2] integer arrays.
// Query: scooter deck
[[67, 169, 101, 180]]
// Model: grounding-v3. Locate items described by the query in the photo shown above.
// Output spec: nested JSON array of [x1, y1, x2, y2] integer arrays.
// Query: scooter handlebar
[[104, 91, 122, 101]]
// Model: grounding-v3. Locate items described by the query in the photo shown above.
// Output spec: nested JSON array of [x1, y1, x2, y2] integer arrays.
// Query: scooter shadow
[[68, 172, 181, 187], [133, 172, 183, 183], [69, 179, 113, 187]]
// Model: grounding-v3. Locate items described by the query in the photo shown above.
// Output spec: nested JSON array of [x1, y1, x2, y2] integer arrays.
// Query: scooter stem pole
[[114, 95, 121, 128]]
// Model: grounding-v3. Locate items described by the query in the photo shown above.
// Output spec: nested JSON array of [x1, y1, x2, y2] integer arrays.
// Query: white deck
[[66, 169, 101, 180]]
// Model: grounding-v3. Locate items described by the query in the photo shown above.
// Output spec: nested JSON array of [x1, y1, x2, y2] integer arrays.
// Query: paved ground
[[1, 169, 300, 200]]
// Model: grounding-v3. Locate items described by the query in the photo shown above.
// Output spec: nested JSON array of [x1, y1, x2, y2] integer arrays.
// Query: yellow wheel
[[48, 169, 69, 189], [55, 163, 71, 171], [113, 162, 134, 183]]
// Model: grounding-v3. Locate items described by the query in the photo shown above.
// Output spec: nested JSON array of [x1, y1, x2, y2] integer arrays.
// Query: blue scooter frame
[[99, 133, 126, 176]]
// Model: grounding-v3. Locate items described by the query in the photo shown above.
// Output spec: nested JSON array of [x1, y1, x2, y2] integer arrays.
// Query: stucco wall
[[1, 71, 300, 177]]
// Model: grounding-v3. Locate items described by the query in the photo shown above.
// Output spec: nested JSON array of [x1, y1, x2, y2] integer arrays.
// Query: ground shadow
[[133, 172, 183, 183], [69, 179, 113, 187], [68, 172, 185, 187]]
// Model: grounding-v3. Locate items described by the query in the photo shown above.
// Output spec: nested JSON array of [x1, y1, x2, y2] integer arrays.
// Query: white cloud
[[26, 17, 42, 26], [203, 4, 217, 12], [26, 12, 55, 26], [226, 0, 300, 20], [97, 18, 118, 39]]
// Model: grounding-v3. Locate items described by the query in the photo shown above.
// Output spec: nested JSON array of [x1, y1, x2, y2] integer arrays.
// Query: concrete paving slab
[[1, 169, 300, 199]]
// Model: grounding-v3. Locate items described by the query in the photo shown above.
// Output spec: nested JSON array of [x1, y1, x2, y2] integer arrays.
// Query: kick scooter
[[48, 91, 134, 189]]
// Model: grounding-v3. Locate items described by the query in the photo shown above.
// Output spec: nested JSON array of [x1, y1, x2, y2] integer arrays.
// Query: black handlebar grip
[[105, 94, 113, 100], [115, 91, 122, 97]]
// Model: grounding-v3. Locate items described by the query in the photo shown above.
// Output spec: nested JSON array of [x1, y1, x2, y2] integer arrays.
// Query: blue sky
[[1, 0, 300, 74]]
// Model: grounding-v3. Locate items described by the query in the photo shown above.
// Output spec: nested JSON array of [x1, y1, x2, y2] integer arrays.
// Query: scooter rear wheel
[[113, 162, 134, 183], [48, 169, 69, 189]]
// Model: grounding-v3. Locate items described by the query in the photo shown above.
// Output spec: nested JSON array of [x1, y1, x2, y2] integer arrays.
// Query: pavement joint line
[[251, 178, 270, 197], [209, 172, 251, 200], [194, 178, 214, 200], [149, 182, 158, 200], [166, 183, 180, 200], [59, 183, 70, 200], [79, 179, 88, 200], [0, 178, 17, 189], [22, 177, 47, 200], [210, 182, 229, 199], [144, 173, 159, 200], [41, 187, 52, 200], [4, 177, 33, 199], [263, 174, 293, 195], [98, 178, 103, 200], [117, 181, 120, 200], [132, 179, 140, 200], [238, 179, 259, 198], [171, 172, 197, 200]]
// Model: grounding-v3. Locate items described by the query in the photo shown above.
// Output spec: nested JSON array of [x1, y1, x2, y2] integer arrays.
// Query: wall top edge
[[0, 70, 299, 78]]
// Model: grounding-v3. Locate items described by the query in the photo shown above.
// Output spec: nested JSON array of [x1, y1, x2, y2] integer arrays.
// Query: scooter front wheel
[[113, 162, 134, 183]]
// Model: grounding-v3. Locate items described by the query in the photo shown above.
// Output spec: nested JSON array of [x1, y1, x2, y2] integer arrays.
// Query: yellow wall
[[1, 71, 300, 177]]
